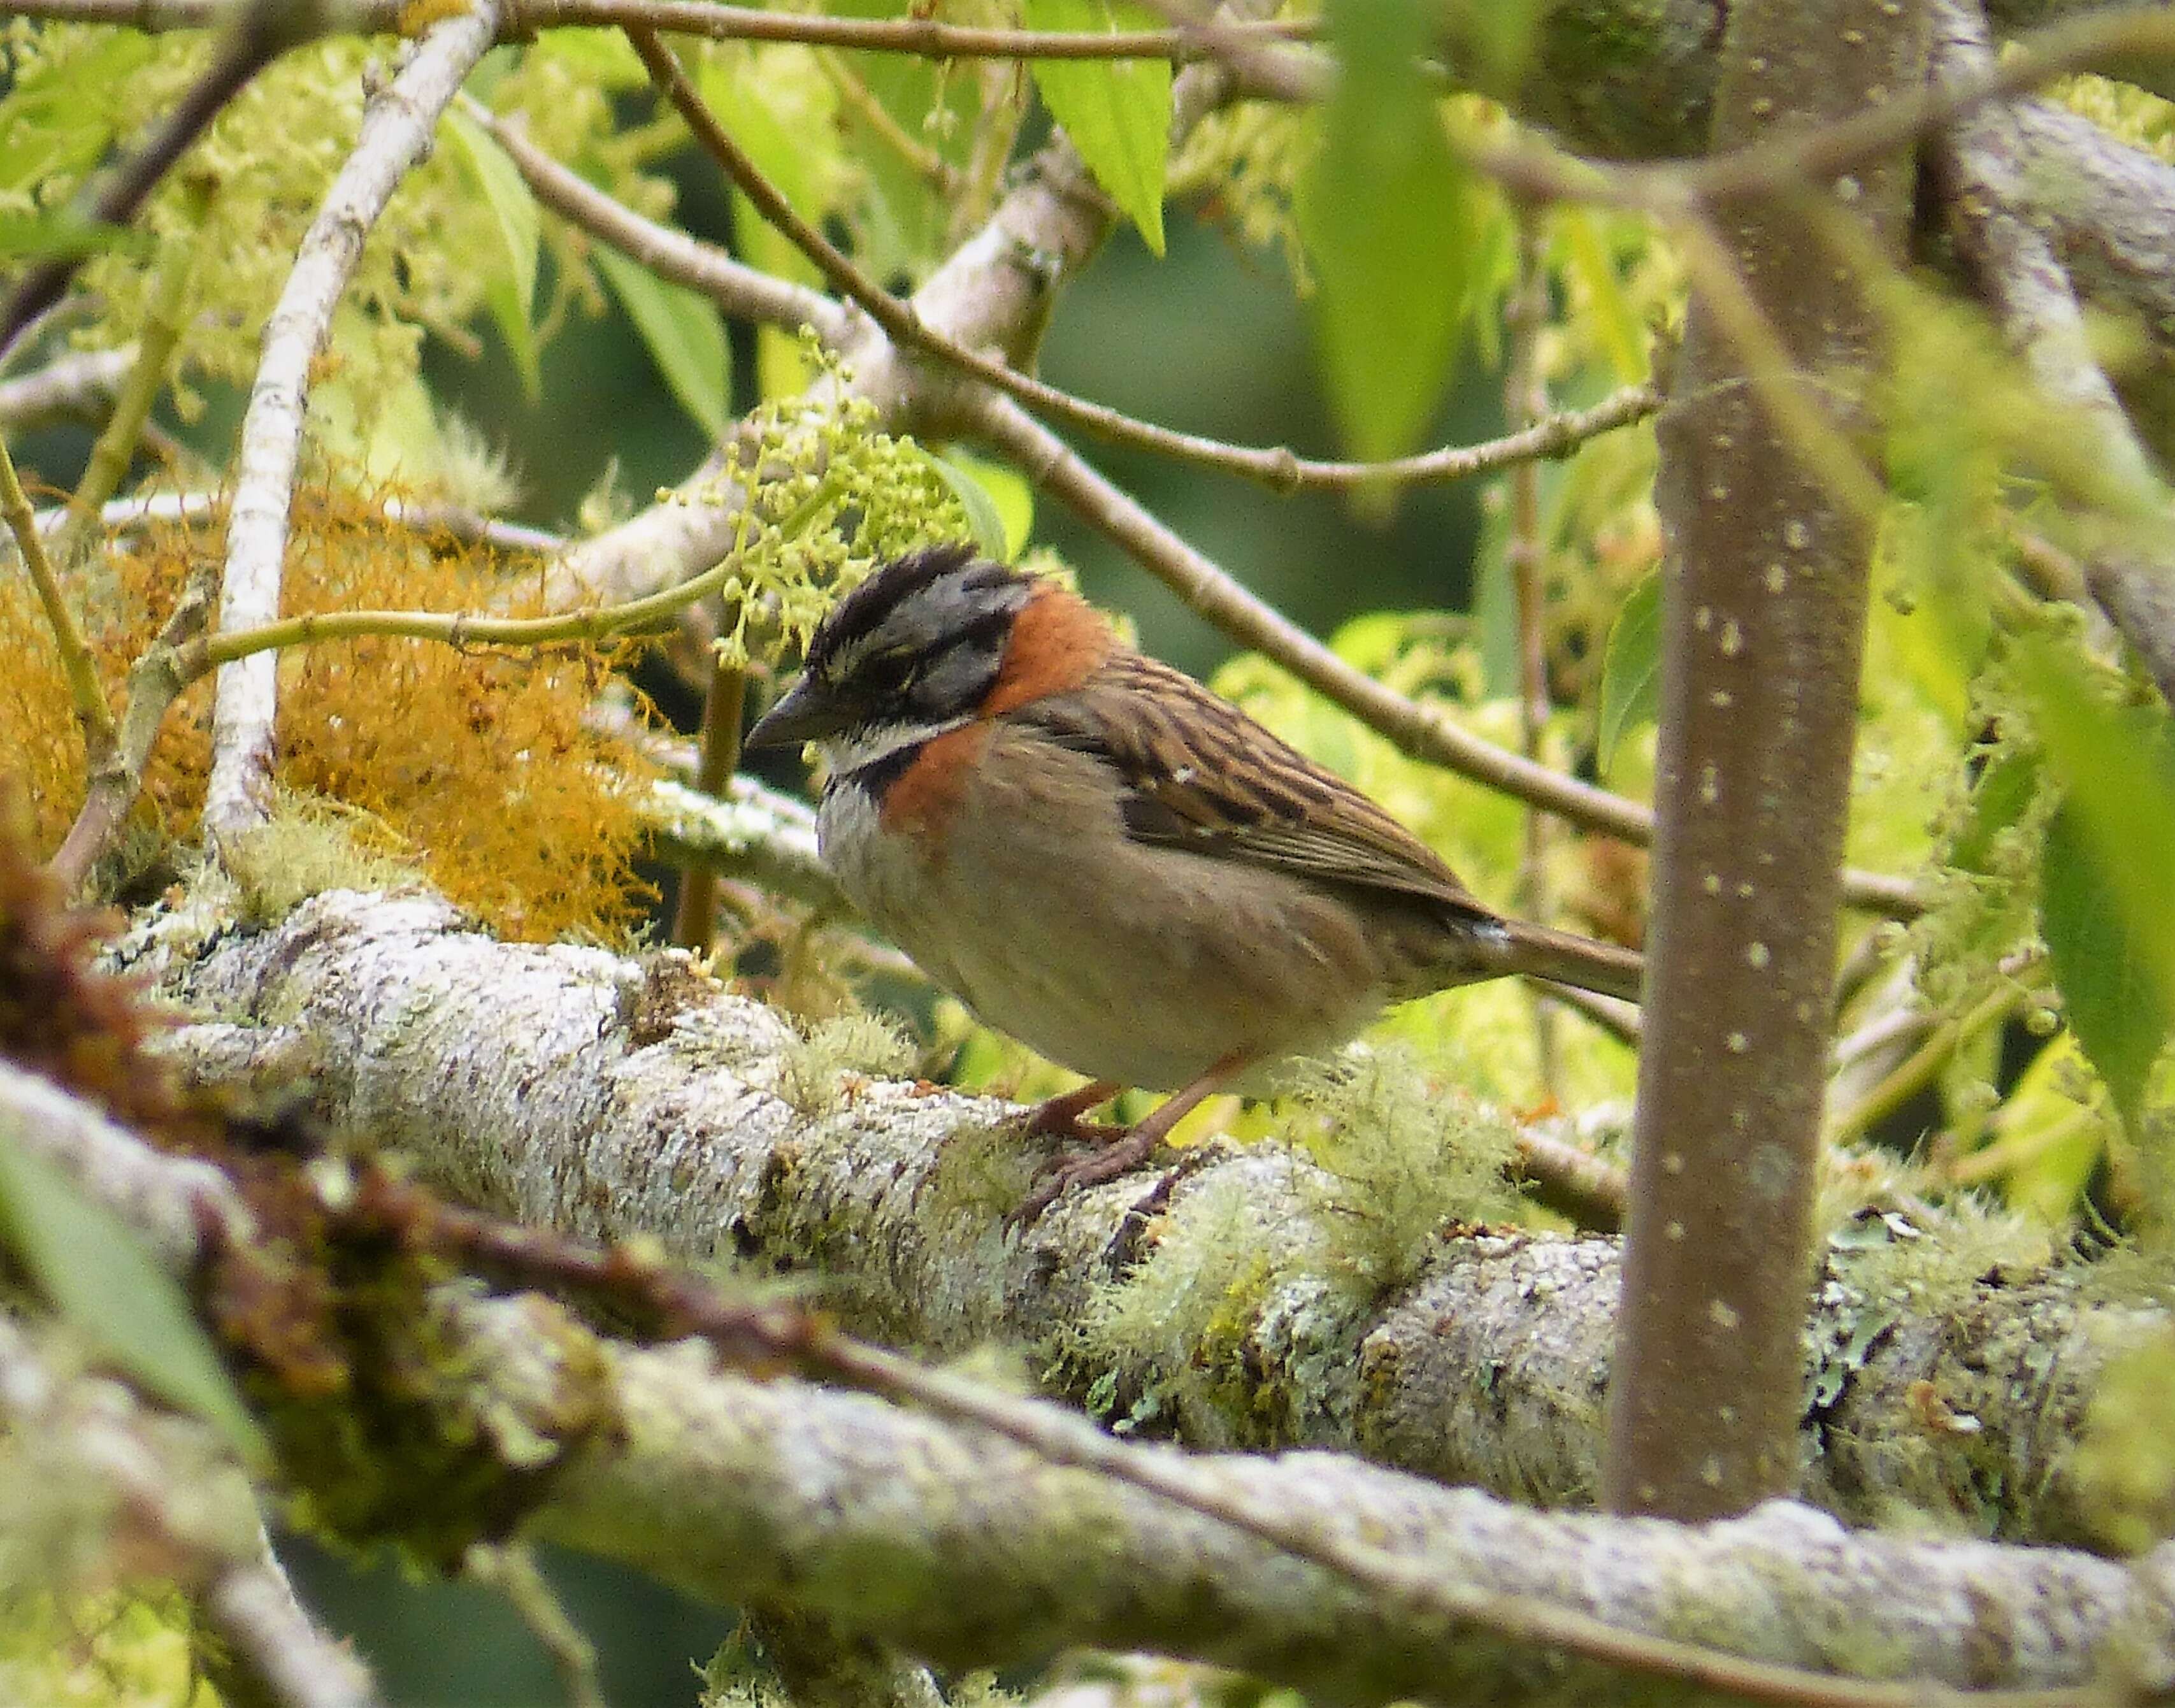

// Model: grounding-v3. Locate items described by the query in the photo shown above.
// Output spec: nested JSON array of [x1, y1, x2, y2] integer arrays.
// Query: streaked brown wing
[[1014, 652, 1481, 910]]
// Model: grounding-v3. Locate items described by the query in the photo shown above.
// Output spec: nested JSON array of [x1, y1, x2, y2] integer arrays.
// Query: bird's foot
[[1019, 1079, 1123, 1147], [1007, 1123, 1165, 1231]]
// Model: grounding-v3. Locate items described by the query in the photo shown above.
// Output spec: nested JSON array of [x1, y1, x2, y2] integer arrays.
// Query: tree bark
[[129, 886, 2157, 1546], [1605, 0, 1927, 1519]]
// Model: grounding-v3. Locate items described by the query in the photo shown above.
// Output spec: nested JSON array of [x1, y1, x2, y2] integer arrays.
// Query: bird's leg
[[1021, 1078, 1123, 1144], [1010, 1051, 1252, 1228]]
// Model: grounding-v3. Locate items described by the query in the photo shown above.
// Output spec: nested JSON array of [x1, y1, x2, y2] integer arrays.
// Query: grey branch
[[1928, 0, 2175, 704], [130, 886, 2153, 1546], [0, 345, 134, 430], [0, 1276, 379, 1708], [205, 0, 503, 844], [6, 1051, 2172, 1704]]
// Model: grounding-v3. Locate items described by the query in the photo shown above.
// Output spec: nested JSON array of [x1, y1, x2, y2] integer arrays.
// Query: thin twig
[[0, 0, 317, 360], [1, 0, 1314, 57], [1511, 1126, 1626, 1233], [1505, 214, 1560, 1095], [821, 54, 963, 199], [464, 1545, 610, 1708], [205, 0, 504, 846], [0, 435, 118, 761], [636, 25, 1660, 495], [1826, 980, 2030, 1147], [50, 185, 208, 566], [956, 385, 1925, 917], [671, 656, 747, 952], [187, 540, 754, 674]]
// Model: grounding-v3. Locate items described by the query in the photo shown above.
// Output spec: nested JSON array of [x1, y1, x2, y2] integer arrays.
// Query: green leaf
[[533, 27, 650, 87], [445, 111, 542, 399], [1443, 0, 1549, 88], [1596, 569, 1662, 775], [935, 447, 1033, 559], [594, 245, 731, 443], [1949, 745, 2041, 875], [1296, 0, 1481, 461], [2042, 807, 2169, 1125], [1558, 208, 1644, 384], [1023, 0, 1172, 255], [920, 447, 1012, 561], [0, 209, 136, 262], [2014, 638, 2175, 1122], [0, 1128, 264, 1463]]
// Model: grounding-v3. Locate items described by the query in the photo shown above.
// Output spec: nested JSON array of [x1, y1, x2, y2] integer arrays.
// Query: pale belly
[[817, 741, 1390, 1091]]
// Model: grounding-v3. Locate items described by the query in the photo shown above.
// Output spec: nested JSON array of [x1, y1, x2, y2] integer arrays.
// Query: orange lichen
[[3, 487, 661, 942]]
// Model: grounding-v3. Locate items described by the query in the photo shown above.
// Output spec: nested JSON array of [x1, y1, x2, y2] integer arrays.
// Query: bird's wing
[[1014, 652, 1487, 912]]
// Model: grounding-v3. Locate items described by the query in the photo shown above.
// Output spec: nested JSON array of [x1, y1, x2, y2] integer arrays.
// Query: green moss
[[2075, 1324, 2175, 1552], [776, 1012, 915, 1117], [1283, 1045, 1523, 1300], [222, 789, 426, 928]]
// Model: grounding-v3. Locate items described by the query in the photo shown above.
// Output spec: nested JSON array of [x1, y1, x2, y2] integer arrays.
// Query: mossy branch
[[0, 434, 118, 763], [1, 1047, 2158, 1708], [141, 885, 2148, 1546]]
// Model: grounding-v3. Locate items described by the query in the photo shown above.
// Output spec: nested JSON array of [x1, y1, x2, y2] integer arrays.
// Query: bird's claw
[[1003, 1124, 1165, 1231]]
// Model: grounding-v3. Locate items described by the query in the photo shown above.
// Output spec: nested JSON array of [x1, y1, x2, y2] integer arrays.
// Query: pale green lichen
[[1282, 1044, 1522, 1300], [776, 1012, 915, 1118], [222, 788, 426, 928]]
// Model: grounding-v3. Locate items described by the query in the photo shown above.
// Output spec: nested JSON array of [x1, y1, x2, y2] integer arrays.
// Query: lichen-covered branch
[[6, 1052, 2167, 1706], [0, 1312, 381, 1708], [129, 886, 2157, 1546], [204, 0, 502, 843]]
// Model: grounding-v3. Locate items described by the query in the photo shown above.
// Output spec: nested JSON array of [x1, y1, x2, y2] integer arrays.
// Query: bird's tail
[[1453, 912, 1644, 1004]]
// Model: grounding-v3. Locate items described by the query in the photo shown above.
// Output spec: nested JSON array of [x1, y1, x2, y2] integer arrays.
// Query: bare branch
[[205, 0, 503, 845], [0, 346, 133, 431]]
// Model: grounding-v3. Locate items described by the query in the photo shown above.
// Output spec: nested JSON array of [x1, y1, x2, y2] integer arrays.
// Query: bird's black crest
[[805, 544, 1024, 675]]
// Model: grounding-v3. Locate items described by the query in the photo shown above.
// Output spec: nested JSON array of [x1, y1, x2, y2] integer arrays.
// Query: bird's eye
[[856, 647, 917, 696]]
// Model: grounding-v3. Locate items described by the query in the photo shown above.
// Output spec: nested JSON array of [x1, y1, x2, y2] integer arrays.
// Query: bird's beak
[[747, 676, 854, 749]]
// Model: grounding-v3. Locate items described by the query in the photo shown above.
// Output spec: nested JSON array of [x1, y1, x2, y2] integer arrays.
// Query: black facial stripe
[[806, 543, 988, 675], [838, 737, 926, 804]]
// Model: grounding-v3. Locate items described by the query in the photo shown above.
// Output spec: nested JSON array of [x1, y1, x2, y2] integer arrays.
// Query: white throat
[[817, 714, 972, 782]]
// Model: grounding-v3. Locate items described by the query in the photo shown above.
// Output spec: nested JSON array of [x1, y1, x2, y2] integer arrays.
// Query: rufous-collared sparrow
[[748, 544, 1643, 1217]]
